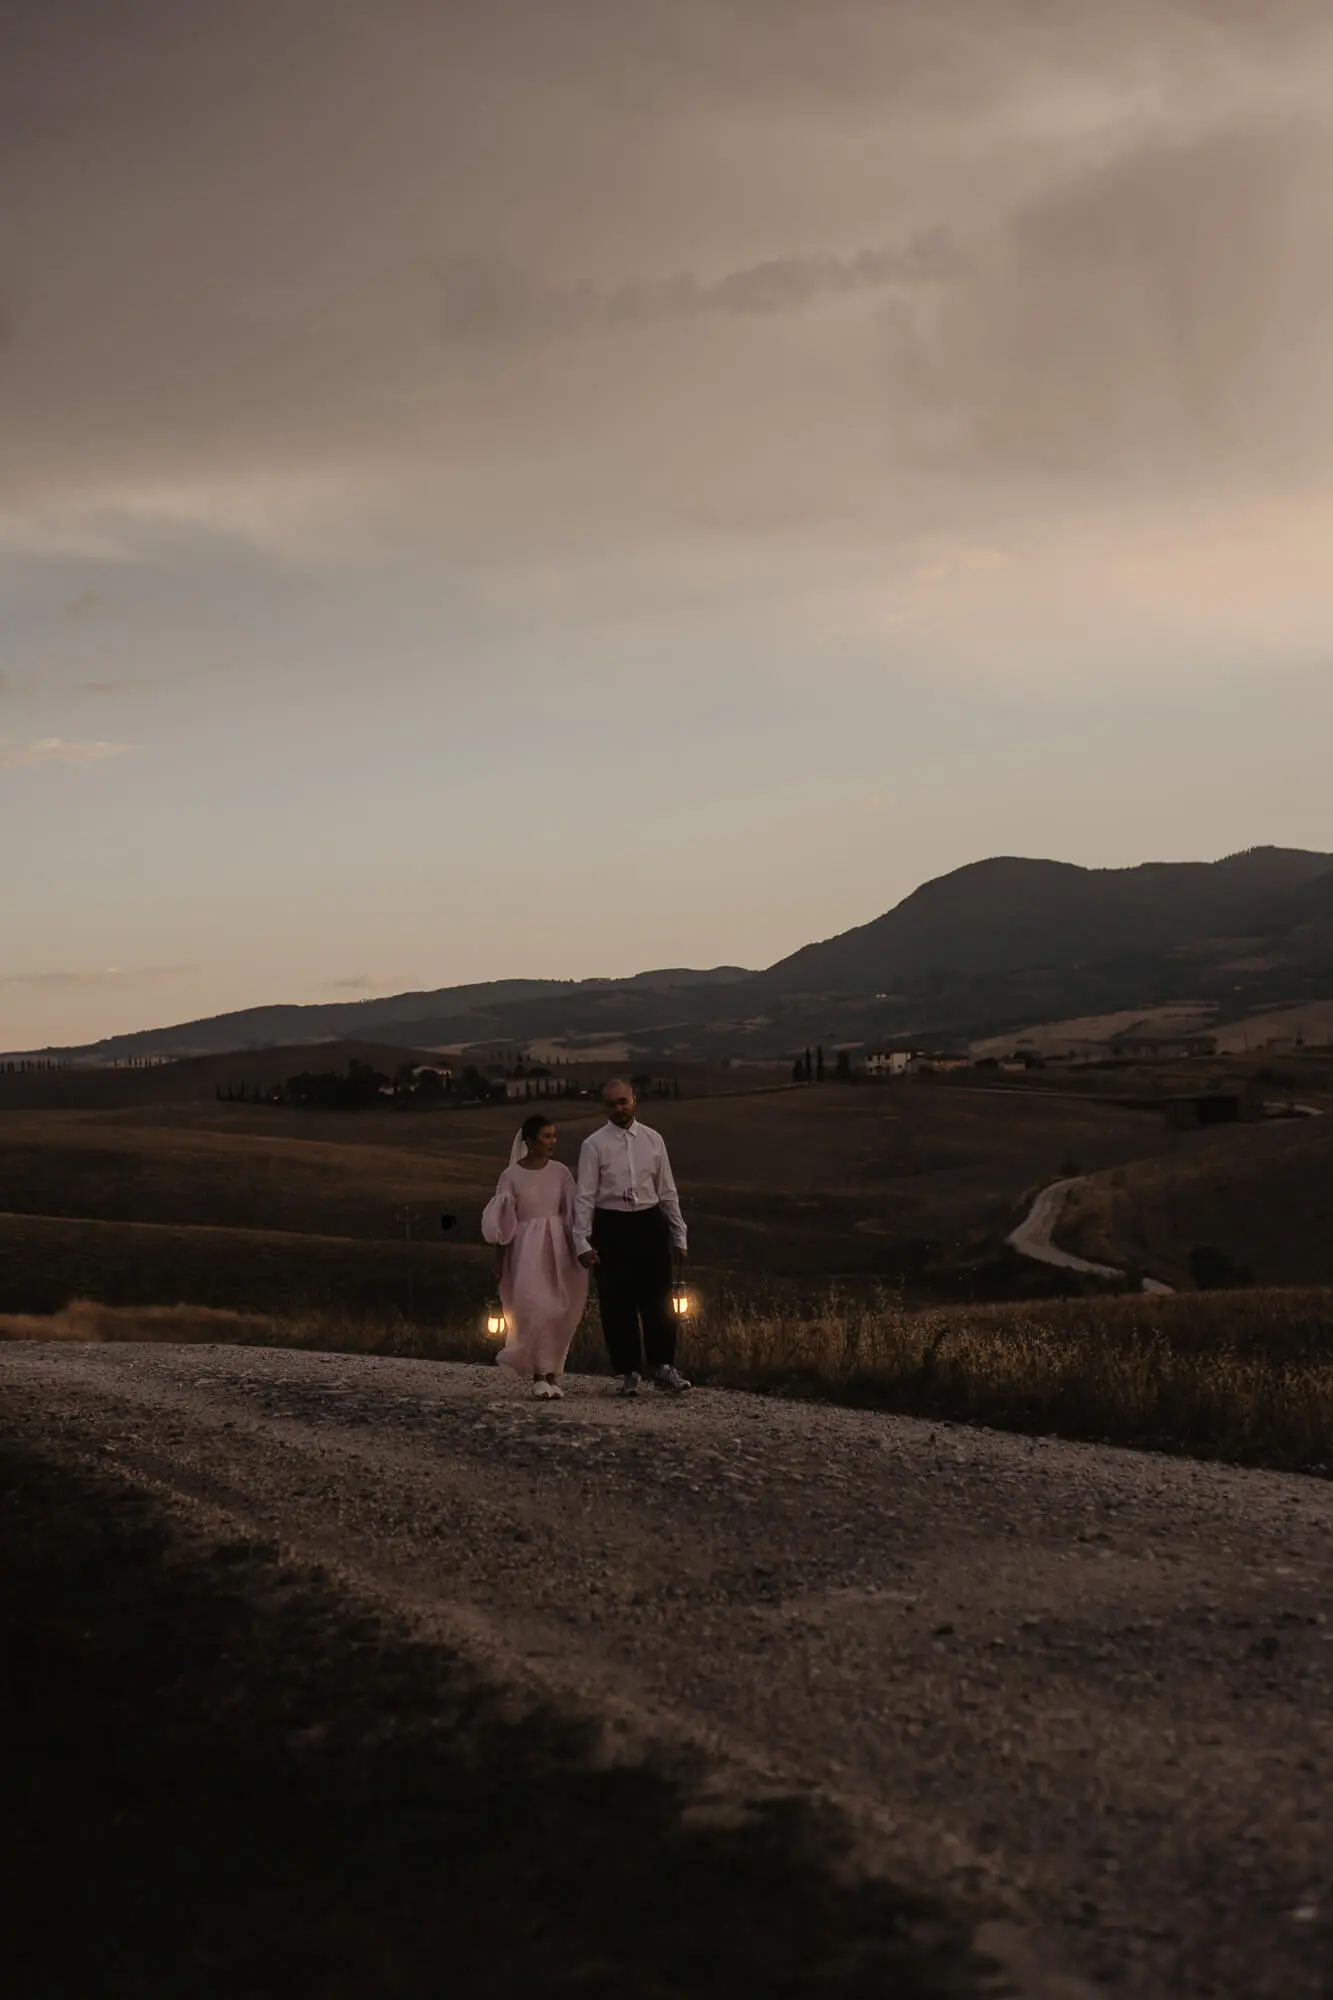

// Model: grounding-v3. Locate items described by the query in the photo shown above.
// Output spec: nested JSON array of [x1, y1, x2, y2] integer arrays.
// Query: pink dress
[[480, 1162, 589, 1379]]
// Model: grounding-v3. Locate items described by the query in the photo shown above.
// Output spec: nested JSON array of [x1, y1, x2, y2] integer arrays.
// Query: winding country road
[[1006, 1179, 1122, 1283], [1006, 1178, 1174, 1294], [1008, 1095, 1328, 1292], [4, 1341, 1331, 1998]]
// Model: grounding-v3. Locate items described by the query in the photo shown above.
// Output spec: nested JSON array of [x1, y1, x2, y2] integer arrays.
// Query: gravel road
[[1007, 1178, 1121, 1282], [4, 1340, 1331, 1998], [1006, 1179, 1173, 1294]]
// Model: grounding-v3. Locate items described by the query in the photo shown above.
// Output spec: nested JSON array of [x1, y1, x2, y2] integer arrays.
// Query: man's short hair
[[603, 1077, 635, 1099]]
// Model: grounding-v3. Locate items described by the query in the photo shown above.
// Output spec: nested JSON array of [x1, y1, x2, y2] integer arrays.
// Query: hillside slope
[[765, 848, 1333, 991], [1060, 1117, 1333, 1289], [12, 848, 1333, 1064], [36, 967, 752, 1063]]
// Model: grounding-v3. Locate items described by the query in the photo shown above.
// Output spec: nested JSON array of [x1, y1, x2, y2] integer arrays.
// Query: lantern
[[484, 1299, 507, 1339], [671, 1282, 691, 1319]]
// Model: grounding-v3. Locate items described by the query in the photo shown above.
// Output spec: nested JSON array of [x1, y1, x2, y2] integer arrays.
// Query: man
[[573, 1079, 691, 1397]]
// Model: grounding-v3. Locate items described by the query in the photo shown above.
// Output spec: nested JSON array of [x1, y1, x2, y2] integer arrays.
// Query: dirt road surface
[[1006, 1178, 1123, 1282], [4, 1341, 1331, 1998], [1006, 1179, 1174, 1294]]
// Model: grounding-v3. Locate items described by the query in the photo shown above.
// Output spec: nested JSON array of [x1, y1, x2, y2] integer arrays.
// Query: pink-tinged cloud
[[0, 736, 136, 768]]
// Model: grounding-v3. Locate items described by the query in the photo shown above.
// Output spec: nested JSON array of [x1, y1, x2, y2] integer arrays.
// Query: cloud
[[881, 118, 1333, 479], [0, 736, 136, 767], [436, 233, 968, 344], [0, 471, 380, 567], [1, 1, 1331, 570], [322, 976, 379, 991], [66, 590, 116, 621], [0, 965, 193, 991]]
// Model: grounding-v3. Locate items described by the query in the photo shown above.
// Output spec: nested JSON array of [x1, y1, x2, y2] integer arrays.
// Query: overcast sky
[[4, 0, 1333, 1048]]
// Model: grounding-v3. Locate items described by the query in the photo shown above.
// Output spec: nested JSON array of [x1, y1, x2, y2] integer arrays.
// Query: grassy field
[[1059, 1116, 1333, 1289], [5, 1057, 1332, 1473], [0, 1073, 1206, 1297], [0, 1041, 437, 1111], [0, 1212, 492, 1322]]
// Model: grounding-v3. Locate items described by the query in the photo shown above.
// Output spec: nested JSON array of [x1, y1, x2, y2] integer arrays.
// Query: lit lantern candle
[[671, 1283, 691, 1319], [484, 1300, 507, 1339]]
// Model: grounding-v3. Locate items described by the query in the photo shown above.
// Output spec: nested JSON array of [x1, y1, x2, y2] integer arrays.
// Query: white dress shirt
[[572, 1119, 687, 1256]]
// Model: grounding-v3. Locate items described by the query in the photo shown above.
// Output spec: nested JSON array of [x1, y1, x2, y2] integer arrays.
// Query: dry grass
[[677, 1283, 1333, 1474], [9, 1282, 1326, 1477], [0, 1300, 275, 1344], [1061, 1119, 1333, 1289], [0, 1212, 492, 1323]]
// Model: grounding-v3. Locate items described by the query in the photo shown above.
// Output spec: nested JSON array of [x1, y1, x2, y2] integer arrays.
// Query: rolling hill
[[763, 848, 1333, 989], [27, 967, 753, 1064], [12, 847, 1333, 1063], [1058, 1115, 1333, 1290]]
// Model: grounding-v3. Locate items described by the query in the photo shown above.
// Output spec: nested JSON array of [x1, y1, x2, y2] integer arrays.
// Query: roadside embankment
[[6, 1282, 1333, 1476]]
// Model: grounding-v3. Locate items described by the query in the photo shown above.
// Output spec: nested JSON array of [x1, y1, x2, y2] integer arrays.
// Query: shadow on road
[[0, 1440, 989, 1999]]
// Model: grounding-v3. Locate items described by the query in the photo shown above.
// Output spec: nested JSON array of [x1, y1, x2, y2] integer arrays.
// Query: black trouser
[[591, 1206, 676, 1375]]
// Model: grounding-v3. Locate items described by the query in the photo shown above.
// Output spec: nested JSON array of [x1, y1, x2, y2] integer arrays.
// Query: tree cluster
[[283, 1059, 390, 1110]]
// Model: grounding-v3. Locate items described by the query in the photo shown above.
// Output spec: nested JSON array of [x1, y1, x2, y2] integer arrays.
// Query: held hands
[[577, 1246, 682, 1270]]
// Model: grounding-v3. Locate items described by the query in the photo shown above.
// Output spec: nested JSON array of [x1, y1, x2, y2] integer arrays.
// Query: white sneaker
[[617, 1372, 641, 1397], [532, 1380, 556, 1400], [652, 1364, 692, 1394]]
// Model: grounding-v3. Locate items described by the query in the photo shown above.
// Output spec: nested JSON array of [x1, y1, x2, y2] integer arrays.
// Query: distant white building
[[500, 1075, 564, 1100], [863, 1050, 914, 1077]]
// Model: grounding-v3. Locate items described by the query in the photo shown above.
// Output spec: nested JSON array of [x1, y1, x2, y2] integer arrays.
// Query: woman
[[481, 1112, 589, 1399]]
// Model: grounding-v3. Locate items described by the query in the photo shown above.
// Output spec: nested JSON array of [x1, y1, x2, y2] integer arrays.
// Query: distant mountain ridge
[[14, 847, 1333, 1063], [36, 966, 756, 1063], [764, 848, 1333, 990]]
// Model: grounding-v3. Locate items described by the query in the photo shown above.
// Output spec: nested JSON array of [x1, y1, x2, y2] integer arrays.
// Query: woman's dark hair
[[521, 1111, 555, 1148]]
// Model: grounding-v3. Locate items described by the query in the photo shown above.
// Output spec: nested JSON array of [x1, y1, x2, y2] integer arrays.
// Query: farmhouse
[[499, 1073, 570, 1100], [864, 1049, 914, 1077]]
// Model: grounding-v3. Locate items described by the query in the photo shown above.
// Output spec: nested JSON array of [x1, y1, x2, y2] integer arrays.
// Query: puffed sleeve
[[480, 1171, 518, 1246]]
